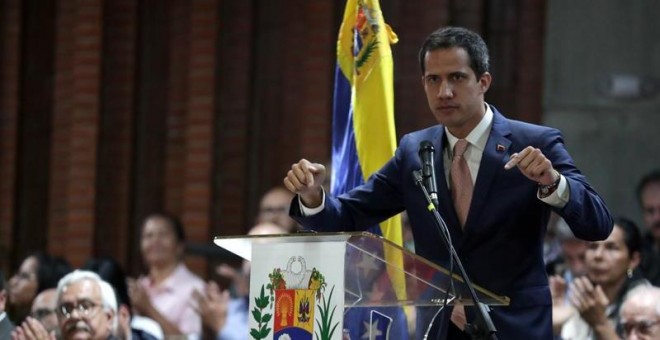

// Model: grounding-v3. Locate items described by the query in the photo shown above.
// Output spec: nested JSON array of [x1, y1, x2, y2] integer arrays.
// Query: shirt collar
[[146, 263, 186, 292], [0, 312, 6, 323], [445, 103, 493, 155]]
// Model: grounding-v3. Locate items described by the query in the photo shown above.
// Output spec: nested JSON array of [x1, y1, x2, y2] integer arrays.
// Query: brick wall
[[0, 0, 545, 277], [0, 0, 21, 272]]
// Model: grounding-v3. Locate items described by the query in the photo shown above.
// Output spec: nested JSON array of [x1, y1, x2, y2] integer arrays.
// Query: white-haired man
[[56, 270, 118, 340], [620, 285, 660, 340]]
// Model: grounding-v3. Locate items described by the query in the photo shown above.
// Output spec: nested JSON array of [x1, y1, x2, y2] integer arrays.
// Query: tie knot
[[454, 139, 469, 158]]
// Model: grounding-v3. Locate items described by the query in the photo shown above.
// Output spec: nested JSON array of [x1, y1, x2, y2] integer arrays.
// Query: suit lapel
[[464, 110, 512, 234]]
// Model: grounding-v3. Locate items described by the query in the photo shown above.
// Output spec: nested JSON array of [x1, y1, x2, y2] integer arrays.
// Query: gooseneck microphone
[[418, 140, 440, 207], [412, 168, 499, 340]]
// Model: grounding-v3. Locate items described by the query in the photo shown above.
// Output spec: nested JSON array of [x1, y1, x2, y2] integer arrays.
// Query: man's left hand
[[504, 146, 558, 186]]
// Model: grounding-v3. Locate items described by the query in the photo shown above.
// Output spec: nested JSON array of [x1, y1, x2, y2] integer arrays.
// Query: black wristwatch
[[539, 170, 561, 198]]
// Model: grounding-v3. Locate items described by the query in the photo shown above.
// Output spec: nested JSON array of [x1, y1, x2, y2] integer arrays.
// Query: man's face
[[640, 182, 660, 242], [620, 294, 660, 340], [257, 189, 297, 232], [561, 239, 588, 277], [31, 289, 60, 336], [421, 47, 491, 138], [57, 279, 114, 340]]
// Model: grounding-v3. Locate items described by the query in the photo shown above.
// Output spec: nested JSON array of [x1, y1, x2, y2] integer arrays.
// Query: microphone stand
[[413, 170, 498, 340]]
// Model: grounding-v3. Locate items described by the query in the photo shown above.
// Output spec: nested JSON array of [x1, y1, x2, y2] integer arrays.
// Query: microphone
[[418, 140, 439, 207]]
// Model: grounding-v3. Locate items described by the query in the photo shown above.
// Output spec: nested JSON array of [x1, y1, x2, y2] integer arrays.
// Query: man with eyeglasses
[[56, 270, 118, 340], [30, 288, 60, 338], [12, 288, 61, 340], [619, 285, 660, 340], [256, 186, 299, 232]]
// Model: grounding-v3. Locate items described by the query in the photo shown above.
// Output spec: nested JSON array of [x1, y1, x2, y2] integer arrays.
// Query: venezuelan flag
[[331, 0, 404, 296], [332, 0, 401, 251]]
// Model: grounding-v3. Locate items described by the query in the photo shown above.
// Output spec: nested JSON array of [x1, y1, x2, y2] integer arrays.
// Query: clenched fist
[[283, 159, 326, 208]]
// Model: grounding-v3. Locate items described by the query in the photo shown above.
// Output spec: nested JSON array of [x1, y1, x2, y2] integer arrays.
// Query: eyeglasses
[[31, 308, 56, 320], [622, 319, 660, 337], [57, 300, 101, 318]]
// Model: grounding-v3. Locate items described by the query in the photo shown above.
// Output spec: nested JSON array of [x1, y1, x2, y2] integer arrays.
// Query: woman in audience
[[128, 213, 205, 338], [560, 217, 649, 339], [7, 252, 71, 323]]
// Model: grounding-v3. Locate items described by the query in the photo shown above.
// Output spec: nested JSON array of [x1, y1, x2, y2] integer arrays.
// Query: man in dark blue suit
[[283, 27, 613, 339]]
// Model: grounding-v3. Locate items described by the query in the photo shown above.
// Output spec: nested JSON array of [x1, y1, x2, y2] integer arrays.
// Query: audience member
[[8, 252, 71, 323], [194, 222, 286, 340], [256, 187, 299, 232], [29, 288, 59, 338], [56, 270, 118, 340], [549, 216, 589, 334], [544, 213, 564, 274], [1, 270, 15, 339], [127, 213, 204, 338], [84, 257, 162, 340], [637, 169, 660, 286], [14, 270, 120, 340], [619, 285, 660, 340], [560, 217, 649, 339]]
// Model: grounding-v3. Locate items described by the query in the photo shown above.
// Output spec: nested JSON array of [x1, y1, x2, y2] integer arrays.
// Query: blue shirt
[[217, 297, 249, 340]]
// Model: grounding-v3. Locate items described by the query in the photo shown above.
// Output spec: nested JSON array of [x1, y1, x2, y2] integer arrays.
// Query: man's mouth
[[437, 104, 459, 111], [64, 321, 91, 335]]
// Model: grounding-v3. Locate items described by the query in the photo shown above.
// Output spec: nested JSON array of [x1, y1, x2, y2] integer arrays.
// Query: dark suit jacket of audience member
[[0, 315, 15, 340]]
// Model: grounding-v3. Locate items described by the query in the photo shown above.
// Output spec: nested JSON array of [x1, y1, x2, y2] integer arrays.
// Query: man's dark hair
[[613, 216, 642, 256], [0, 269, 5, 291], [636, 169, 660, 204], [142, 212, 186, 243], [83, 257, 131, 309], [418, 26, 490, 77]]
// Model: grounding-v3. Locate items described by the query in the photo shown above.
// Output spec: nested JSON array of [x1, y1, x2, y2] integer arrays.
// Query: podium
[[214, 232, 509, 340]]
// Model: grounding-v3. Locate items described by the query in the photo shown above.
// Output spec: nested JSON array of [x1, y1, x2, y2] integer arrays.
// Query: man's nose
[[67, 308, 84, 319], [437, 82, 453, 98]]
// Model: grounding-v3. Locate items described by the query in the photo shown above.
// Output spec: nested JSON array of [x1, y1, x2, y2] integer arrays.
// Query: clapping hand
[[193, 281, 231, 334], [11, 317, 56, 340]]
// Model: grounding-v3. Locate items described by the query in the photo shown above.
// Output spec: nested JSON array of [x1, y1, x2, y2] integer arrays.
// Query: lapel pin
[[496, 144, 506, 152]]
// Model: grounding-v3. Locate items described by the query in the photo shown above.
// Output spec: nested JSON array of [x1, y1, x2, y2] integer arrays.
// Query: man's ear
[[106, 308, 118, 334], [119, 304, 131, 321], [478, 72, 492, 94]]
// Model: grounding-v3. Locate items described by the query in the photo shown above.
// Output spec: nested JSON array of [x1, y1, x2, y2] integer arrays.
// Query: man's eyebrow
[[450, 71, 469, 76]]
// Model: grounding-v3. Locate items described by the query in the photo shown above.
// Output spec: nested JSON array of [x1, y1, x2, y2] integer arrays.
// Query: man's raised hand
[[283, 159, 326, 208]]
